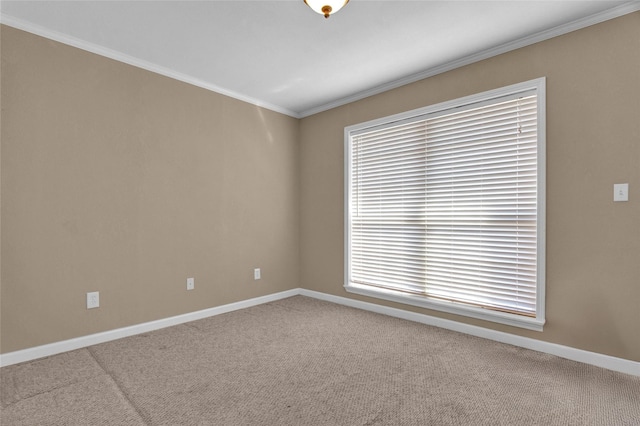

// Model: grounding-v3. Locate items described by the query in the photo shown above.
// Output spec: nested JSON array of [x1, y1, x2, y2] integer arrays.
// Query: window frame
[[344, 78, 546, 331]]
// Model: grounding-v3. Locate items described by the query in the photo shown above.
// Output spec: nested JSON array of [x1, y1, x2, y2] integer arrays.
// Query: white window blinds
[[349, 89, 541, 319]]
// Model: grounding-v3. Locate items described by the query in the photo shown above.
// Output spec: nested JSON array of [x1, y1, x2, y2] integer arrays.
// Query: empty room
[[1, 1, 639, 424]]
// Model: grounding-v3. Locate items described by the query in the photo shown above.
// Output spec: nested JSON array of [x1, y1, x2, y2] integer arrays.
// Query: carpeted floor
[[1, 296, 639, 425]]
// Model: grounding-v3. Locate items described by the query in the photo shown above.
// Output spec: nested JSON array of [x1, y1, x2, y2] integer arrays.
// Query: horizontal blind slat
[[350, 92, 539, 316]]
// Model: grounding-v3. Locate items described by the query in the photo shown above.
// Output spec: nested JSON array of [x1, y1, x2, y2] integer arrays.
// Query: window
[[345, 78, 545, 330]]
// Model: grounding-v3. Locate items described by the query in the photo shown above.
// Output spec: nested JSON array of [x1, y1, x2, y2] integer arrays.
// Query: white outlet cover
[[87, 291, 100, 309], [614, 183, 629, 202], [254, 268, 261, 280], [187, 277, 195, 290]]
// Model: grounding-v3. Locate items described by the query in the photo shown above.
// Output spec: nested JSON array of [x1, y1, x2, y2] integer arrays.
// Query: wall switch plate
[[614, 183, 629, 202], [87, 291, 100, 309], [187, 277, 195, 290], [254, 268, 261, 280]]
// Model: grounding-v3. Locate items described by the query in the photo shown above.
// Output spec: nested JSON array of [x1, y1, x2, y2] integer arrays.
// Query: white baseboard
[[2, 287, 638, 377], [0, 289, 299, 367], [300, 289, 640, 377]]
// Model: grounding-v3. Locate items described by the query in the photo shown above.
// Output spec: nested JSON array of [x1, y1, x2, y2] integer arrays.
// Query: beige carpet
[[1, 296, 639, 425]]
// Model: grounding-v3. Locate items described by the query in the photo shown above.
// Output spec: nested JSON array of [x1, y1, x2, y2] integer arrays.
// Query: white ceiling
[[2, 1, 639, 117]]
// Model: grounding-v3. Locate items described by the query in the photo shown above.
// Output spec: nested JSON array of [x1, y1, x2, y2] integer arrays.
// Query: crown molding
[[2, 2, 638, 119], [0, 14, 302, 119], [298, 1, 640, 118]]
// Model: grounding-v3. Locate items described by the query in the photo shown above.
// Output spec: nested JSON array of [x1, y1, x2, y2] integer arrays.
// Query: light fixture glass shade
[[304, 0, 349, 18]]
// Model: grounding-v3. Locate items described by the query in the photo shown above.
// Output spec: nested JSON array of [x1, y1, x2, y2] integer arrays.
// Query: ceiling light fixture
[[304, 0, 349, 19]]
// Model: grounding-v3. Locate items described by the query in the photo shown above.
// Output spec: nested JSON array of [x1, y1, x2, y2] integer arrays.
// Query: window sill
[[344, 282, 545, 332]]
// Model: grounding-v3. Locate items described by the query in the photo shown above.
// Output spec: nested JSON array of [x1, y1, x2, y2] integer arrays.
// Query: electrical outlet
[[187, 277, 195, 290], [87, 291, 100, 309], [254, 268, 261, 280]]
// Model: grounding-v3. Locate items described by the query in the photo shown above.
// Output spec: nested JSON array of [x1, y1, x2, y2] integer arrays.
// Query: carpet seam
[[86, 346, 151, 425], [0, 357, 106, 409]]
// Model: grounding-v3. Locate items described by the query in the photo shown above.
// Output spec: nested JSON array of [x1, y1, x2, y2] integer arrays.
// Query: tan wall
[[300, 12, 640, 362], [1, 26, 300, 353], [0, 25, 3, 354], [2, 12, 639, 362]]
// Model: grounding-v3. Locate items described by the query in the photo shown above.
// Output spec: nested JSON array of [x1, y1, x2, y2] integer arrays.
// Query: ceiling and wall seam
[[1, 2, 639, 119], [300, 2, 640, 117]]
